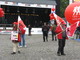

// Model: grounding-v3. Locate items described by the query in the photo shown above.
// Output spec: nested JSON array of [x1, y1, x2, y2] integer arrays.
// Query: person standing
[[11, 22, 21, 54], [19, 24, 26, 47], [51, 22, 57, 41], [55, 24, 68, 56], [28, 24, 32, 36], [42, 22, 49, 42], [76, 26, 80, 39]]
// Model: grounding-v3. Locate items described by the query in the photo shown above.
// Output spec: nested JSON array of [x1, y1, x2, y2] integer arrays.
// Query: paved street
[[0, 34, 80, 60]]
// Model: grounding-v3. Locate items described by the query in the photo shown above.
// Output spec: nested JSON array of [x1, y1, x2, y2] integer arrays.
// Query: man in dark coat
[[28, 24, 32, 36], [55, 24, 68, 56], [42, 22, 49, 42]]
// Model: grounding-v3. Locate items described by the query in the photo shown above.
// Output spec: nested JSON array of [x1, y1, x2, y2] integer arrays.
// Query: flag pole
[[17, 15, 20, 33]]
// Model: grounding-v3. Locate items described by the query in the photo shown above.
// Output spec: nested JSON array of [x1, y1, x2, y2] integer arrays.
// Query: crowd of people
[[42, 21, 68, 56], [11, 22, 26, 54], [10, 21, 69, 56]]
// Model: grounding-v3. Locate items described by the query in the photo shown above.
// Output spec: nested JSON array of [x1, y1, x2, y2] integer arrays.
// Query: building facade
[[0, 0, 56, 27]]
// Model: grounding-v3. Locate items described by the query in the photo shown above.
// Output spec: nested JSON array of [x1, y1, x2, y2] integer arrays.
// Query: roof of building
[[1, 0, 56, 5]]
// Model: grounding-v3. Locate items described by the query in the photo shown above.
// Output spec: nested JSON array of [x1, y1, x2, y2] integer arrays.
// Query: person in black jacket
[[76, 26, 80, 39], [57, 24, 67, 56], [42, 22, 49, 42], [28, 24, 32, 36]]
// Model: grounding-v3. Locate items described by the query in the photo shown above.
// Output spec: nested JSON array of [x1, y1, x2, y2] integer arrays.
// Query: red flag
[[18, 16, 26, 28], [55, 25, 63, 34], [53, 13, 66, 26], [50, 8, 66, 26], [66, 21, 79, 37], [49, 13, 55, 20], [49, 13, 55, 24], [57, 16, 66, 24], [49, 8, 56, 24]]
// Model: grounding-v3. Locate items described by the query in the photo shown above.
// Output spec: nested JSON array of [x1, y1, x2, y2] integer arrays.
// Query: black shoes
[[57, 53, 66, 56], [11, 51, 21, 55], [43, 41, 45, 42], [55, 39, 57, 41], [52, 39, 57, 41], [11, 52, 16, 54], [18, 51, 21, 54], [57, 53, 61, 56], [61, 53, 66, 56], [43, 40, 48, 42]]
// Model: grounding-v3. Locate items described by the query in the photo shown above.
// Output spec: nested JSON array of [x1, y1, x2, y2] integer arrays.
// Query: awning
[[2, 0, 56, 5], [0, 0, 56, 8]]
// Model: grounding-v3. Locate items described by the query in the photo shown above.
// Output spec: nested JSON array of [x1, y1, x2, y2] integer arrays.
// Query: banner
[[11, 31, 18, 40], [18, 16, 26, 28]]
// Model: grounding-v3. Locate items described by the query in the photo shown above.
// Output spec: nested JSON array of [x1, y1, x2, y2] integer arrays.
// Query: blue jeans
[[19, 34, 26, 46]]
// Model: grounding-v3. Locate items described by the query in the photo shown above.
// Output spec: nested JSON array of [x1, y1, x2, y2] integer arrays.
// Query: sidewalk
[[0, 34, 80, 60]]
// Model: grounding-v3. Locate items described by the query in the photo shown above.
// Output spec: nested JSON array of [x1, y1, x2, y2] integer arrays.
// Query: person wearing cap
[[11, 22, 21, 54], [55, 24, 68, 56], [19, 24, 26, 47]]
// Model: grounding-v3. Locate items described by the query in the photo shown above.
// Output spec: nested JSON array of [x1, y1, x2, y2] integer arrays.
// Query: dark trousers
[[43, 32, 48, 42], [52, 31, 56, 41], [28, 30, 31, 35], [76, 34, 80, 39], [57, 38, 66, 54]]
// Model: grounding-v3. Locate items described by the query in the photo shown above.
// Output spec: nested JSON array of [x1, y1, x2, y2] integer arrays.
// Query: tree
[[60, 0, 69, 17]]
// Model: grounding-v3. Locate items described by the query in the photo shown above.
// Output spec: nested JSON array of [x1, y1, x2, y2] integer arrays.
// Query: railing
[[0, 24, 13, 27], [0, 24, 13, 30]]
